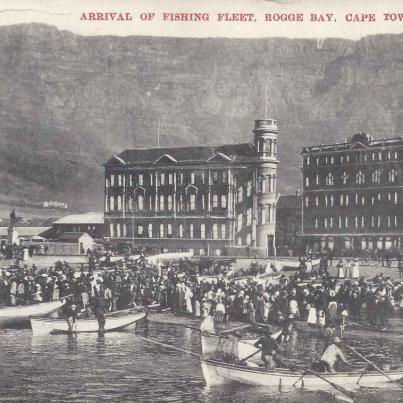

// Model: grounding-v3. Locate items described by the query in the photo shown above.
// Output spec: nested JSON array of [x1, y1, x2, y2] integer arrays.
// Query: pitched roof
[[56, 232, 93, 242], [53, 213, 104, 225], [106, 143, 257, 166]]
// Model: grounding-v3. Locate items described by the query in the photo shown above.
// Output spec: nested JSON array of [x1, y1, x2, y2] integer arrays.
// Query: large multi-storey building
[[104, 119, 279, 257], [301, 132, 403, 255]]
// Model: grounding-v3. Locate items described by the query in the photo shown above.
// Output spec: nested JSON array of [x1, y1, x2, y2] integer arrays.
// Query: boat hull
[[30, 311, 146, 335], [200, 359, 403, 389], [0, 300, 65, 328]]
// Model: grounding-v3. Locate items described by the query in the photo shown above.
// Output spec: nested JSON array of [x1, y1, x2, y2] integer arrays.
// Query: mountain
[[0, 24, 402, 211]]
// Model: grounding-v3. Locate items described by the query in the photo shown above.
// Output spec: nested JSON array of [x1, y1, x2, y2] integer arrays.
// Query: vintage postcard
[[0, 0, 402, 402]]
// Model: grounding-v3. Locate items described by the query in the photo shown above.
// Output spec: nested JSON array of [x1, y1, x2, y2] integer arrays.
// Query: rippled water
[[0, 321, 401, 402]]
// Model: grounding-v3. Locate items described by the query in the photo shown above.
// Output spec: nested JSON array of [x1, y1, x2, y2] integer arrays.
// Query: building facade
[[301, 132, 403, 256], [104, 119, 279, 257]]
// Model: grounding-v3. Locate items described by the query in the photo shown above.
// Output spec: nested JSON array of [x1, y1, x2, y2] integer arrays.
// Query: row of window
[[105, 193, 231, 213], [304, 191, 399, 208], [109, 222, 254, 246], [106, 173, 276, 196], [257, 138, 277, 157], [313, 215, 398, 230], [305, 150, 399, 166], [106, 170, 231, 188], [109, 222, 229, 240], [305, 169, 398, 187]]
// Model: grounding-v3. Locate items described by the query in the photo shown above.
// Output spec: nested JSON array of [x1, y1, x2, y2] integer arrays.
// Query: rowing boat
[[200, 358, 403, 388], [0, 299, 65, 328], [30, 310, 146, 335], [201, 333, 259, 360]]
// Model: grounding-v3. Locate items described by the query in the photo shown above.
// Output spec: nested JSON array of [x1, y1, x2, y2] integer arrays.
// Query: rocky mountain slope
[[0, 24, 402, 210]]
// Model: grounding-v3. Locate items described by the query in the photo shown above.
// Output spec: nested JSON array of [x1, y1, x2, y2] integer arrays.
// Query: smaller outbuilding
[[40, 212, 106, 240], [46, 232, 95, 256]]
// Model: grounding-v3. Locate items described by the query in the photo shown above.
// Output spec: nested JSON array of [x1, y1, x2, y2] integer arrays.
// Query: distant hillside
[[0, 24, 402, 210]]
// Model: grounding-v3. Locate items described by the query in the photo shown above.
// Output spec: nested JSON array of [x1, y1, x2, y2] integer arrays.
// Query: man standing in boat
[[254, 329, 278, 370], [94, 297, 106, 335], [315, 337, 350, 373], [65, 302, 78, 334]]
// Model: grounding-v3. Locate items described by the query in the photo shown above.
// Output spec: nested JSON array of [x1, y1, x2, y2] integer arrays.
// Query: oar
[[138, 335, 201, 358], [104, 308, 134, 317], [343, 343, 403, 390], [238, 348, 262, 363], [219, 324, 252, 335], [292, 364, 355, 401]]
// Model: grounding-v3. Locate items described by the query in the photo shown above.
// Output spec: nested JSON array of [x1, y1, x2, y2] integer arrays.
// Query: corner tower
[[253, 119, 278, 256]]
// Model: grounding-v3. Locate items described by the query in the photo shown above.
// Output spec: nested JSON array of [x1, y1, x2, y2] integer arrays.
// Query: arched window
[[189, 194, 196, 211], [159, 195, 165, 211], [200, 224, 205, 239], [260, 205, 266, 224], [159, 224, 164, 237], [212, 194, 218, 208], [221, 195, 227, 209], [167, 195, 173, 211], [372, 170, 380, 184], [389, 168, 397, 183], [221, 224, 226, 239], [117, 195, 122, 211], [212, 224, 219, 239], [325, 172, 334, 186], [341, 172, 348, 185], [237, 187, 244, 202], [109, 195, 115, 211], [179, 224, 183, 238], [247, 181, 252, 197], [189, 224, 194, 239], [237, 214, 243, 231], [356, 171, 365, 184], [138, 194, 144, 211]]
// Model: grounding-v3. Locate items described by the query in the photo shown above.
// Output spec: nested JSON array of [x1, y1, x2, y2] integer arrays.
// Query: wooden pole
[[219, 324, 252, 335], [239, 348, 261, 363], [138, 335, 201, 358], [292, 364, 355, 401], [344, 343, 403, 390]]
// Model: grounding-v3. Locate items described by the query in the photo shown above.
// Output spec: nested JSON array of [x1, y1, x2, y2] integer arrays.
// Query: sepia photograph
[[0, 0, 402, 401]]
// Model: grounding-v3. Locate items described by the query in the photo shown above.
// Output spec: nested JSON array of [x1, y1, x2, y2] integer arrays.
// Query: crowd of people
[[0, 254, 402, 334]]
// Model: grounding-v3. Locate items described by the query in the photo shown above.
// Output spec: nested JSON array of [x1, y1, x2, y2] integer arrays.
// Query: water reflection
[[0, 324, 397, 401]]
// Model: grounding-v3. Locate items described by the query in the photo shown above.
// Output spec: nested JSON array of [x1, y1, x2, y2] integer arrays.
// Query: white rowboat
[[200, 359, 403, 389], [30, 311, 146, 335], [0, 299, 65, 328]]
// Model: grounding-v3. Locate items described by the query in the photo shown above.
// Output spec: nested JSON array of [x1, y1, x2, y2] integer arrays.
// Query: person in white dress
[[184, 285, 193, 314], [337, 261, 345, 279], [307, 304, 317, 326], [352, 259, 360, 279], [345, 260, 351, 279]]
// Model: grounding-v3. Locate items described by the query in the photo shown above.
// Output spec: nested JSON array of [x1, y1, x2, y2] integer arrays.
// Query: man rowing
[[254, 329, 278, 370], [313, 336, 350, 373]]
